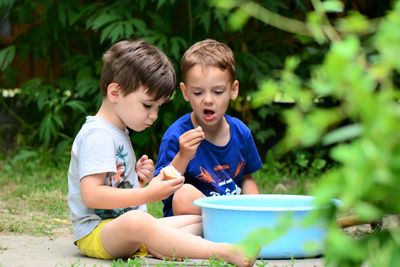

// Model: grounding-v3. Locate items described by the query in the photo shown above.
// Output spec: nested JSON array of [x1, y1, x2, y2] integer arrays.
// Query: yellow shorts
[[76, 219, 148, 259]]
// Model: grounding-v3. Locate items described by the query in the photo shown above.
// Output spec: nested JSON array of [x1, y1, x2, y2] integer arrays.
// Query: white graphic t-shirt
[[67, 116, 146, 242]]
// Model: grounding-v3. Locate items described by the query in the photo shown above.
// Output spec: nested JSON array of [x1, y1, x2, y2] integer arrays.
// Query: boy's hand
[[136, 155, 154, 184], [146, 171, 184, 200], [178, 126, 205, 161], [162, 165, 181, 180]]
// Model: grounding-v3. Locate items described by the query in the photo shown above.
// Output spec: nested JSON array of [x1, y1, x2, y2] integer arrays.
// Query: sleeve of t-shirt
[[244, 128, 263, 175], [154, 134, 180, 176], [78, 129, 117, 180]]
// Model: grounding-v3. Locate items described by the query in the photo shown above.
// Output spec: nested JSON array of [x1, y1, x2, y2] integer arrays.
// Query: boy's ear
[[107, 83, 122, 103], [230, 80, 239, 100], [180, 82, 190, 102]]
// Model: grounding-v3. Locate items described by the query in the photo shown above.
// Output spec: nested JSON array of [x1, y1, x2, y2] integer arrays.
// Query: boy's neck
[[96, 100, 125, 131]]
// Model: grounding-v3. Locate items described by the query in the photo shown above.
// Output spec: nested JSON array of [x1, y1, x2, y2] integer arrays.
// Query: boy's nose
[[149, 110, 158, 121], [203, 93, 213, 103]]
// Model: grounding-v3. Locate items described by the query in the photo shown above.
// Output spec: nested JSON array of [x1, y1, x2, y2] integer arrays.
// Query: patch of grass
[[0, 148, 168, 236], [254, 161, 323, 195], [147, 200, 163, 218], [111, 258, 144, 267], [0, 148, 325, 238], [0, 149, 70, 236]]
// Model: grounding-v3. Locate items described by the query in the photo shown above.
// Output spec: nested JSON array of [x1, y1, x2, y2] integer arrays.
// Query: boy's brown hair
[[180, 39, 236, 83], [100, 39, 176, 100]]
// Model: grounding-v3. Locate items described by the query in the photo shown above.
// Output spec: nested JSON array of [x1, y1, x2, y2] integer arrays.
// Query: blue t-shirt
[[155, 113, 262, 217]]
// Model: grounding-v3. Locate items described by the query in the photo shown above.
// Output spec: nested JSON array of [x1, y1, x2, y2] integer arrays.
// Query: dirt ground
[[1, 215, 398, 267], [0, 226, 324, 267]]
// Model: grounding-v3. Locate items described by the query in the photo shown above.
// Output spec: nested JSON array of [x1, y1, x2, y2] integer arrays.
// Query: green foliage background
[[220, 0, 399, 266], [0, 0, 293, 158], [1, 0, 399, 266]]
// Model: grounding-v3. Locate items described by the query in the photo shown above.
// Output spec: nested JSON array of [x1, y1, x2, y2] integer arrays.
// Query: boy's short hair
[[100, 39, 176, 100], [180, 39, 236, 83]]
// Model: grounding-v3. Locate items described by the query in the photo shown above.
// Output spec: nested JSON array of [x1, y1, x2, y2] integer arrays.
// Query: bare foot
[[220, 243, 259, 267]]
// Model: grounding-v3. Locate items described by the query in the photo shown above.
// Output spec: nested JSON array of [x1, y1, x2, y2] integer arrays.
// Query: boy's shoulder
[[226, 114, 251, 132], [225, 114, 256, 143], [75, 116, 127, 141], [79, 116, 114, 132], [162, 113, 193, 138]]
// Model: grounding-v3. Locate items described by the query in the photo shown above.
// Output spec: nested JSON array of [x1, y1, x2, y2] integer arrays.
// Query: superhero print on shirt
[[197, 161, 246, 196]]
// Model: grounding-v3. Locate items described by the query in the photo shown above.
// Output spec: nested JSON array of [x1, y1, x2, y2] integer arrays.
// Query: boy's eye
[[193, 92, 202, 96], [214, 91, 223, 95], [142, 103, 152, 109]]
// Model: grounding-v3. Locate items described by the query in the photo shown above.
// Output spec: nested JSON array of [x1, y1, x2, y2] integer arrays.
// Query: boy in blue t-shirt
[[155, 39, 262, 217]]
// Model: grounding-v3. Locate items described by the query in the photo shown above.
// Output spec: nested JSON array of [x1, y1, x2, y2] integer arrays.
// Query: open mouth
[[203, 109, 215, 120], [204, 109, 214, 115]]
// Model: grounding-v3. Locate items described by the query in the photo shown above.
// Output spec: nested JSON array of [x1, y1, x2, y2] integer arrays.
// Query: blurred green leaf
[[353, 202, 383, 222], [209, 0, 236, 10], [251, 80, 279, 108], [169, 37, 186, 60], [311, 159, 326, 170], [228, 8, 249, 31], [296, 153, 309, 168], [199, 10, 211, 32], [337, 12, 370, 34], [86, 12, 119, 31], [0, 45, 15, 71], [66, 100, 86, 113], [39, 114, 61, 145], [322, 124, 363, 145], [100, 21, 134, 44], [322, 0, 343, 13]]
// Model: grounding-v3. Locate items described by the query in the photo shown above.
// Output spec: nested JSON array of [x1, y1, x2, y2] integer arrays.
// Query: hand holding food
[[162, 165, 181, 180], [178, 126, 205, 161]]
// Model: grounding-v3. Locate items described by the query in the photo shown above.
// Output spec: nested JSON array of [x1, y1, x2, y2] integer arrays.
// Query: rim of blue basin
[[193, 194, 339, 212]]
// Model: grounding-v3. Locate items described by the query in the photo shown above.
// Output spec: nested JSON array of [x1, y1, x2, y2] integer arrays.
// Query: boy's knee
[[173, 184, 198, 202], [172, 184, 204, 215], [121, 210, 155, 232]]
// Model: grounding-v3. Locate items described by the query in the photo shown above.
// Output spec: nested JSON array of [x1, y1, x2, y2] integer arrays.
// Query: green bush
[[0, 0, 331, 160], [215, 0, 399, 266]]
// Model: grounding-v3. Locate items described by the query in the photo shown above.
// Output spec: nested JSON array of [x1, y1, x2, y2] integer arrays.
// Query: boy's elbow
[[80, 175, 103, 208], [81, 193, 97, 208], [80, 187, 101, 208]]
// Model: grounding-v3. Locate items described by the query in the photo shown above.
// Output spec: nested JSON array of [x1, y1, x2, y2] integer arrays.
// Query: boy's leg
[[158, 214, 203, 236], [101, 210, 256, 267], [172, 184, 205, 215], [101, 210, 150, 258]]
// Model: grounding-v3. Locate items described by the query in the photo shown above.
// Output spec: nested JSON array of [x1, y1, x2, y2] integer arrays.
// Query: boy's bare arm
[[170, 126, 204, 174], [80, 172, 184, 209], [241, 174, 259, 194]]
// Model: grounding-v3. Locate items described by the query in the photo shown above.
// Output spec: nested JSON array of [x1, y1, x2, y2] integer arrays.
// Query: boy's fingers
[[140, 160, 154, 169], [141, 158, 153, 165], [181, 132, 204, 144], [195, 126, 205, 138], [164, 175, 184, 184], [139, 154, 148, 162], [139, 169, 153, 177], [182, 128, 204, 139], [141, 161, 154, 170]]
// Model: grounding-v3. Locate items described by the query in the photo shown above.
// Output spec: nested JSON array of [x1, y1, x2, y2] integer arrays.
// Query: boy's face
[[111, 84, 167, 131], [180, 65, 238, 128]]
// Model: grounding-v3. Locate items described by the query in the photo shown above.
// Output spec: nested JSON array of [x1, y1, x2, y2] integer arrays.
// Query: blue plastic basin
[[194, 194, 333, 259]]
